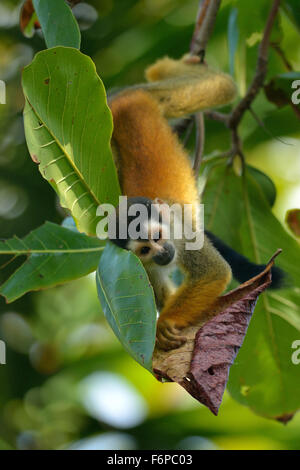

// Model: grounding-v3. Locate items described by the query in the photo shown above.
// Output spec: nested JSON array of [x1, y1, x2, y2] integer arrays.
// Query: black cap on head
[[109, 196, 160, 249]]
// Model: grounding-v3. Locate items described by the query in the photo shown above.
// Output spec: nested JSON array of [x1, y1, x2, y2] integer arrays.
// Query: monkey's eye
[[140, 246, 151, 255]]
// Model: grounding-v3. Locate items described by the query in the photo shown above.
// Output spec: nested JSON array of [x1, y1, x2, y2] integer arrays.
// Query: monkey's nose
[[152, 243, 175, 266]]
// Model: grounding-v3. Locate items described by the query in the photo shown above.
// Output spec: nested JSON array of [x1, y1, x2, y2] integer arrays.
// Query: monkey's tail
[[205, 230, 287, 290]]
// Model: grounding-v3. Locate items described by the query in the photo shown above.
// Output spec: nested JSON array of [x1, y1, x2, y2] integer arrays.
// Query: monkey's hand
[[156, 317, 187, 351]]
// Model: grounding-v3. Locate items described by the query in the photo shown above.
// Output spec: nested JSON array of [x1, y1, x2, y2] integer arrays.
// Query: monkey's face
[[127, 222, 175, 266], [109, 196, 176, 266]]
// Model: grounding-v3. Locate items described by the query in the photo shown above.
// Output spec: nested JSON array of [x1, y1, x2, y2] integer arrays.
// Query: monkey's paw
[[156, 319, 187, 351]]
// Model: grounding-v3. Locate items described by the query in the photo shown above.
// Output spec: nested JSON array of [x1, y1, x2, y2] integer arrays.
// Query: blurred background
[[0, 0, 300, 450]]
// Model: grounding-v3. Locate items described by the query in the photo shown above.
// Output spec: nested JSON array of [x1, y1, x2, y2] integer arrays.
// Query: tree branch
[[202, 0, 281, 164], [271, 43, 293, 71], [228, 0, 281, 130], [193, 113, 205, 175], [177, 0, 281, 170], [190, 0, 222, 60], [189, 0, 222, 173]]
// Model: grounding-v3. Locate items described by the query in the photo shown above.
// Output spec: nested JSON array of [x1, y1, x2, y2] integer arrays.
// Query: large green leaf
[[96, 242, 157, 372], [33, 0, 81, 49], [203, 162, 244, 249], [0, 222, 104, 303], [22, 47, 121, 236], [203, 162, 300, 419]]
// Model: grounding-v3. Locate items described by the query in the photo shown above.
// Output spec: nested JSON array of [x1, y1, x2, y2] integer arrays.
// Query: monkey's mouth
[[152, 242, 175, 266]]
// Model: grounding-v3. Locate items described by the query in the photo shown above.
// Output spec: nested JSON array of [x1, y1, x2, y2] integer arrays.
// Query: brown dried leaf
[[20, 0, 81, 35], [264, 80, 289, 108], [286, 209, 300, 237], [20, 0, 41, 35], [153, 249, 282, 415]]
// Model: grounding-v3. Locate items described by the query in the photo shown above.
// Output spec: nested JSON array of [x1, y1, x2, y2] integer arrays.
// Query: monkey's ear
[[144, 55, 237, 118]]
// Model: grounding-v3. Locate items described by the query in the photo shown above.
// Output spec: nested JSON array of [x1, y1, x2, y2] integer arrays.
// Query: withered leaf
[[20, 0, 40, 36], [20, 0, 81, 36], [264, 75, 300, 120], [286, 209, 300, 237], [264, 80, 289, 108], [153, 249, 282, 415]]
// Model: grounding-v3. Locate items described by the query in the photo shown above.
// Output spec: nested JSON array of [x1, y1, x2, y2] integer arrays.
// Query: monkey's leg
[[156, 236, 232, 350]]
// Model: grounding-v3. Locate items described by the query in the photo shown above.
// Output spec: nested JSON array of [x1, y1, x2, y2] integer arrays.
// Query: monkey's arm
[[156, 235, 232, 350]]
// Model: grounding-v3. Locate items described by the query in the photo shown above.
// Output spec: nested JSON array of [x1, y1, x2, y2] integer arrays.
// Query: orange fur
[[110, 85, 232, 350], [158, 273, 231, 328], [110, 90, 198, 206]]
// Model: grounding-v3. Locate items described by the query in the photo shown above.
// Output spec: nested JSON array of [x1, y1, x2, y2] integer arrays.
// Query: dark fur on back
[[205, 230, 286, 289]]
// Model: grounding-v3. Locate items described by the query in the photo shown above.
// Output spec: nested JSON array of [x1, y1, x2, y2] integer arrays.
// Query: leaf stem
[[0, 247, 104, 256]]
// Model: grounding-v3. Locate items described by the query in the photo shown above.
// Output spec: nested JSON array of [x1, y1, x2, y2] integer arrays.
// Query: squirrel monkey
[[108, 56, 284, 351]]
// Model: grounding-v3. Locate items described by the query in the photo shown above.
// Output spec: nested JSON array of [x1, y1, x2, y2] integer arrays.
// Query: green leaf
[[247, 165, 277, 207], [283, 0, 300, 33], [244, 106, 300, 149], [229, 295, 300, 420], [236, 0, 270, 39], [23, 11, 38, 39], [33, 0, 81, 49], [227, 7, 239, 76], [22, 47, 121, 236], [96, 242, 157, 372], [240, 170, 300, 286], [0, 222, 104, 303], [203, 162, 300, 419], [203, 162, 244, 249]]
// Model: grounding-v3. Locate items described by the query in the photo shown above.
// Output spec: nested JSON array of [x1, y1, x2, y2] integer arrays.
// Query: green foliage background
[[0, 0, 300, 450]]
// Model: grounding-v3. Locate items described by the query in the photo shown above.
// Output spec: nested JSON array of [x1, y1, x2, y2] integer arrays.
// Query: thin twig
[[189, 0, 222, 173], [193, 113, 205, 175], [228, 0, 281, 130], [204, 110, 229, 125], [183, 118, 195, 146], [179, 0, 281, 170], [271, 43, 293, 71], [190, 0, 222, 60], [249, 107, 292, 146], [200, 0, 281, 164]]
